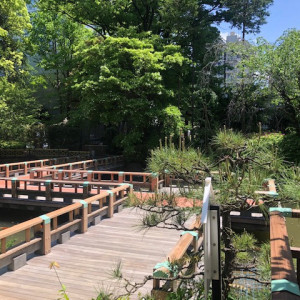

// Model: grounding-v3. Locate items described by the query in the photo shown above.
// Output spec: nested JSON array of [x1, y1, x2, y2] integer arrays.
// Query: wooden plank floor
[[0, 208, 180, 300]]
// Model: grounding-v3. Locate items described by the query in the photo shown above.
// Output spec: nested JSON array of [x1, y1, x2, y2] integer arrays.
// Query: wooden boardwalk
[[0, 208, 180, 300]]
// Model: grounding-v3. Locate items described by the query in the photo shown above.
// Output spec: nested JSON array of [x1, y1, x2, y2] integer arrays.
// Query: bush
[[0, 140, 26, 149], [279, 133, 300, 163]]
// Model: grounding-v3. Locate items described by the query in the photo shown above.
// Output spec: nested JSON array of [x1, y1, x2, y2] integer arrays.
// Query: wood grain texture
[[0, 208, 179, 300], [270, 211, 300, 300]]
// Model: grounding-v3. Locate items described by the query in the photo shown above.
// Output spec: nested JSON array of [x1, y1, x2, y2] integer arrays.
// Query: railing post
[[11, 177, 18, 198], [80, 200, 88, 233], [30, 169, 35, 179], [24, 162, 28, 175], [1, 238, 6, 254], [40, 215, 51, 255], [93, 159, 99, 170], [87, 170, 92, 181], [150, 172, 158, 192], [5, 164, 9, 177], [108, 191, 114, 218], [83, 182, 90, 198], [118, 172, 124, 183], [129, 184, 133, 195], [45, 180, 52, 201], [58, 169, 63, 180]]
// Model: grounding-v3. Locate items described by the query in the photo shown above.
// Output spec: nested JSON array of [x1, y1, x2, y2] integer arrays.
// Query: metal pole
[[211, 205, 222, 300]]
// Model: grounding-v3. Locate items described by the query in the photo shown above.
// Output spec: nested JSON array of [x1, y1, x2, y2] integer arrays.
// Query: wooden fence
[[0, 156, 123, 178], [0, 177, 128, 204], [30, 168, 163, 192], [0, 184, 131, 270]]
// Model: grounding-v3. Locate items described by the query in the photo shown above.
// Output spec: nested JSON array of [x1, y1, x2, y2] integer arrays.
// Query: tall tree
[[0, 0, 40, 145], [30, 1, 92, 119], [71, 34, 188, 158], [223, 0, 273, 40]]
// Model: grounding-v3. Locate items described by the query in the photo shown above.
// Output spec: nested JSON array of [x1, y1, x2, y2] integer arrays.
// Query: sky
[[218, 0, 300, 43]]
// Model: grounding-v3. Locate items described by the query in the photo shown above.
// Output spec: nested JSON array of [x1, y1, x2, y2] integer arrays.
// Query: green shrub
[[0, 140, 26, 149], [279, 133, 300, 163]]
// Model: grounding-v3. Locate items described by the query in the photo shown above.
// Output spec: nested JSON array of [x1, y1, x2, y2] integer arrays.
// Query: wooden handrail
[[46, 202, 82, 219], [0, 177, 123, 186], [29, 167, 157, 191], [0, 217, 42, 240], [31, 168, 152, 177], [270, 211, 300, 299], [153, 216, 202, 288], [0, 183, 131, 268]]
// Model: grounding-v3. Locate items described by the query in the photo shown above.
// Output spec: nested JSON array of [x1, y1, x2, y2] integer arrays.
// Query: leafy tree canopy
[[0, 0, 40, 144], [223, 0, 273, 40], [71, 34, 188, 158]]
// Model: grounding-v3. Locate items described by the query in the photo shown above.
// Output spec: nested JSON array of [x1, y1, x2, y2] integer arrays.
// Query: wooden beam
[[270, 211, 300, 300]]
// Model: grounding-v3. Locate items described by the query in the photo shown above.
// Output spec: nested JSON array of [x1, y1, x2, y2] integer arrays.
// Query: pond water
[[286, 217, 300, 247]]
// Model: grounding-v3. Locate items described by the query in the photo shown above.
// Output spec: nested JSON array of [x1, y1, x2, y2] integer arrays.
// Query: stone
[[117, 205, 123, 213], [58, 231, 70, 244], [92, 215, 101, 225], [8, 253, 27, 271]]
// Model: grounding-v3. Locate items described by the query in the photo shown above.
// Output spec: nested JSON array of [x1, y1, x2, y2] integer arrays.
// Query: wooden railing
[[0, 177, 128, 203], [30, 168, 162, 191], [152, 216, 203, 298], [0, 156, 123, 178], [152, 178, 221, 299], [44, 156, 123, 171], [270, 208, 300, 300], [0, 158, 65, 177], [0, 184, 131, 270]]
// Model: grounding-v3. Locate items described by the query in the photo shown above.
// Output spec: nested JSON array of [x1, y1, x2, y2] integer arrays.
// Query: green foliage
[[0, 0, 40, 145], [279, 166, 300, 204], [5, 239, 16, 250], [49, 261, 70, 300], [212, 129, 246, 154], [147, 144, 209, 180], [228, 286, 271, 300], [72, 34, 187, 158], [0, 140, 25, 149], [232, 231, 256, 264], [162, 105, 185, 137], [0, 78, 40, 143], [279, 133, 300, 163], [29, 1, 93, 118], [0, 0, 31, 77], [165, 278, 204, 300], [93, 291, 113, 300], [257, 243, 271, 281], [250, 133, 283, 149], [223, 0, 273, 40], [236, 30, 300, 134]]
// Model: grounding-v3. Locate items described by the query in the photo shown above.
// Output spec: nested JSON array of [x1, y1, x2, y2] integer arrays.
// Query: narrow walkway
[[0, 208, 180, 300]]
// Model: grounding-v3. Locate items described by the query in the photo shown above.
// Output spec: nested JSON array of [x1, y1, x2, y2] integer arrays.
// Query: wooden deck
[[0, 208, 180, 300]]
